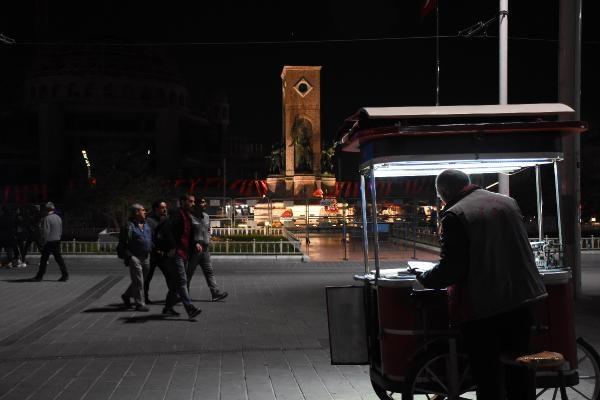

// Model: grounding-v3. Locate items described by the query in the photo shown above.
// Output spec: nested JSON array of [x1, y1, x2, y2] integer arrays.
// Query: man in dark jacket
[[417, 169, 547, 400], [161, 194, 202, 320], [188, 197, 228, 301], [31, 202, 69, 281], [143, 200, 169, 304], [120, 203, 153, 311]]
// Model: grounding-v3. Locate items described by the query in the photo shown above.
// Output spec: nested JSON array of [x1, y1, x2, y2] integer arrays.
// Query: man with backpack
[[118, 203, 153, 311]]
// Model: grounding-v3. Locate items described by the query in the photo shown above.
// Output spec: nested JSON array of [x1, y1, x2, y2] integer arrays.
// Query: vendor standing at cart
[[416, 169, 547, 400]]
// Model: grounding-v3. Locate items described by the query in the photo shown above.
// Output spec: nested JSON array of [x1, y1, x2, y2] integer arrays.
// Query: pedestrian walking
[[0, 206, 16, 268], [119, 203, 153, 311], [416, 169, 547, 400], [13, 207, 28, 268], [189, 197, 228, 301], [161, 194, 202, 319], [21, 205, 44, 267], [30, 202, 69, 281], [143, 200, 169, 304]]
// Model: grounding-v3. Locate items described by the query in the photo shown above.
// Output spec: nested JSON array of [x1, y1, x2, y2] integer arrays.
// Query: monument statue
[[290, 116, 313, 173], [267, 144, 283, 174], [321, 142, 336, 174]]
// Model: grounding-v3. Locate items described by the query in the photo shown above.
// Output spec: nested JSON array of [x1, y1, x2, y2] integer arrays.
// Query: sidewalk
[[0, 255, 598, 400]]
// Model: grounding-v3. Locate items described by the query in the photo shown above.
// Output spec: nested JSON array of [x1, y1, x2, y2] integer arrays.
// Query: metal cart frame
[[327, 103, 599, 399]]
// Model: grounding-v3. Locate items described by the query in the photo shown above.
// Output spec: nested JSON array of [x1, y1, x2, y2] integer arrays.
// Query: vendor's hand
[[167, 249, 176, 258], [196, 243, 203, 252], [415, 271, 424, 284]]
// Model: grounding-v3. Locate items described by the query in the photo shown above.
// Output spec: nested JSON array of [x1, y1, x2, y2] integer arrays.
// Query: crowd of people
[[0, 204, 44, 269], [118, 194, 228, 320], [1, 195, 227, 320]]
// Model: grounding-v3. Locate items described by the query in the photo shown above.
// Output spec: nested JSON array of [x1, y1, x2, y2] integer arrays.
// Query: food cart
[[325, 104, 600, 399]]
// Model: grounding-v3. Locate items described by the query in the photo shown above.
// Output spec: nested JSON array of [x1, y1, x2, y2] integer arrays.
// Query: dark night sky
[[1, 1, 599, 183]]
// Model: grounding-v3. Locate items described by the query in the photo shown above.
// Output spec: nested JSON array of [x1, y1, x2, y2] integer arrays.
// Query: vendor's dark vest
[[447, 189, 547, 320]]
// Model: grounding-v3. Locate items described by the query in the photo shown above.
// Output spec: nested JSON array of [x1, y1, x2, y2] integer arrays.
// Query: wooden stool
[[504, 351, 568, 400]]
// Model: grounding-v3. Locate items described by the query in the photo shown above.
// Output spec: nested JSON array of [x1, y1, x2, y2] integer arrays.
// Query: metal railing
[[210, 240, 301, 255], [24, 238, 301, 256], [282, 227, 302, 252], [211, 227, 283, 236]]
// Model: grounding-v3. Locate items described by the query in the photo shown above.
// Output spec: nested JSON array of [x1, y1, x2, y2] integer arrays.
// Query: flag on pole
[[421, 0, 437, 17]]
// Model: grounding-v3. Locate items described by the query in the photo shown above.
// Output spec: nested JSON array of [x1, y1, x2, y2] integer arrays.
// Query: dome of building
[[24, 43, 190, 109]]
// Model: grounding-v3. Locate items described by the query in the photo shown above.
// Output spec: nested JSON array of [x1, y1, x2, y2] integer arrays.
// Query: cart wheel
[[536, 337, 600, 400], [403, 351, 475, 400], [371, 379, 402, 399]]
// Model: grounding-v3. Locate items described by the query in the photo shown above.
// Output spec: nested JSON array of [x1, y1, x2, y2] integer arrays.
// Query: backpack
[[116, 222, 132, 259]]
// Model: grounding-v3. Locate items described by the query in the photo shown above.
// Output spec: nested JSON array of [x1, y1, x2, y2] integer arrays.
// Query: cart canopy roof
[[336, 103, 587, 177]]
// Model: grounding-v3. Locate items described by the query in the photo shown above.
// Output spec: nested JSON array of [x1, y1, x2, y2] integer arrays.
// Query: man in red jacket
[[161, 194, 202, 320]]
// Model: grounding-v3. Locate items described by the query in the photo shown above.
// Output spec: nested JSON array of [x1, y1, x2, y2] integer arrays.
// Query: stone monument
[[267, 66, 336, 198]]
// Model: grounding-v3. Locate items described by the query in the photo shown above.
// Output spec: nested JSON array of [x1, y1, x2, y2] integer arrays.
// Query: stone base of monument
[[292, 174, 317, 197], [267, 174, 337, 198], [266, 175, 286, 196], [321, 174, 336, 197]]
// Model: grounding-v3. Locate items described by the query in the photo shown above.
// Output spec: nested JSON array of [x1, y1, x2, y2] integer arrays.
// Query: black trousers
[[36, 241, 68, 278], [144, 252, 169, 299], [460, 305, 533, 400]]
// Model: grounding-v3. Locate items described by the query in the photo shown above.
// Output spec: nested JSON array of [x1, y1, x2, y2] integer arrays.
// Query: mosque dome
[[24, 43, 190, 109]]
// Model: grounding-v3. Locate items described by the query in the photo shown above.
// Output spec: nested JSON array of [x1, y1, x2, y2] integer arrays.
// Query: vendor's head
[[435, 169, 470, 203]]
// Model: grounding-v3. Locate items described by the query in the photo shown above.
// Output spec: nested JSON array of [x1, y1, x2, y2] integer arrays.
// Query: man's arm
[[417, 212, 470, 289], [120, 223, 134, 260]]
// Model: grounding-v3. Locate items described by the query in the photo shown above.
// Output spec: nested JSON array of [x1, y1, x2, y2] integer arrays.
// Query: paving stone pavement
[[0, 255, 599, 400]]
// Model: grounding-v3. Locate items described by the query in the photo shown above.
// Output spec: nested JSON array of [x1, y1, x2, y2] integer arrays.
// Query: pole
[[223, 157, 228, 224], [535, 166, 543, 241], [360, 174, 369, 273], [305, 187, 310, 245], [369, 167, 381, 279], [558, 0, 582, 297], [435, 0, 440, 106], [342, 199, 348, 261], [498, 0, 510, 195], [553, 162, 563, 249], [412, 201, 417, 259]]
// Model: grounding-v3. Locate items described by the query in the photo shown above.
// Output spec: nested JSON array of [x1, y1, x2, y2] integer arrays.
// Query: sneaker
[[57, 276, 69, 282], [17, 262, 27, 268], [185, 305, 202, 320], [121, 294, 132, 309], [29, 276, 42, 282], [162, 307, 180, 316], [134, 304, 149, 312], [211, 292, 229, 302], [5, 262, 12, 268]]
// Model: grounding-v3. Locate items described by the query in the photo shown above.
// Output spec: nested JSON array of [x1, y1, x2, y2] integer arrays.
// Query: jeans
[[164, 255, 193, 309], [123, 255, 150, 306], [186, 250, 219, 295], [36, 241, 68, 278]]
